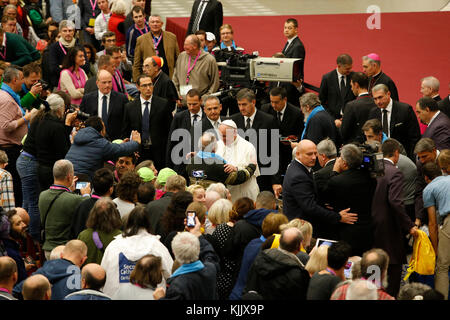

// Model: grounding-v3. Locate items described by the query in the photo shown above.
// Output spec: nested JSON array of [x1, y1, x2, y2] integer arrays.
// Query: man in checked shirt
[[0, 150, 14, 211]]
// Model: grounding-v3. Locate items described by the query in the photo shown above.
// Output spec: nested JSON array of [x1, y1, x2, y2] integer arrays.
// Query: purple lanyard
[[152, 33, 162, 55], [89, 0, 98, 16], [186, 50, 201, 84], [326, 268, 336, 276], [136, 24, 149, 36], [59, 42, 67, 55], [0, 43, 6, 60], [50, 185, 71, 192], [91, 194, 101, 200]]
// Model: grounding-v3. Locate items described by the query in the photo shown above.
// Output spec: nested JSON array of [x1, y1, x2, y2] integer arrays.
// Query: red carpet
[[167, 11, 450, 129]]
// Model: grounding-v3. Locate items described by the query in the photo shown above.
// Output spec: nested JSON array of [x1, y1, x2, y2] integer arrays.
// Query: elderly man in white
[[215, 120, 260, 201]]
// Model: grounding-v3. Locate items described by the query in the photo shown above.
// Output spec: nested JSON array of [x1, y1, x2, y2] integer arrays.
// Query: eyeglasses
[[139, 83, 154, 88], [104, 39, 116, 43]]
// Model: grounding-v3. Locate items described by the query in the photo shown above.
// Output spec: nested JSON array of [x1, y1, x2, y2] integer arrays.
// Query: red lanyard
[[69, 69, 83, 87], [50, 185, 71, 192], [59, 42, 67, 55], [91, 194, 101, 200], [136, 24, 148, 36], [186, 50, 201, 84], [89, 0, 98, 16]]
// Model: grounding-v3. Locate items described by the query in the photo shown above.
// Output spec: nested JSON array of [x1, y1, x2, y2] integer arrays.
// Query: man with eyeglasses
[[142, 56, 178, 112], [122, 74, 173, 170]]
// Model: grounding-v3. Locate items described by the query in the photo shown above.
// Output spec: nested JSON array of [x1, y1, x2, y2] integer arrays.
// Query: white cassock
[[215, 135, 260, 201]]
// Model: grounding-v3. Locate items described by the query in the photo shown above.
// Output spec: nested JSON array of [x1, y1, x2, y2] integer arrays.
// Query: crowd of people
[[0, 0, 449, 302]]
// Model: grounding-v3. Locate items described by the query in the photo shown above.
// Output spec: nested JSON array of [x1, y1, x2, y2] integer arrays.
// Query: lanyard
[[152, 32, 162, 55], [102, 13, 107, 22], [59, 42, 67, 55], [91, 194, 101, 200], [186, 50, 201, 84], [89, 0, 98, 16], [136, 24, 149, 36], [326, 268, 336, 276], [0, 43, 6, 60], [0, 288, 10, 293], [69, 69, 83, 87], [50, 185, 71, 192]]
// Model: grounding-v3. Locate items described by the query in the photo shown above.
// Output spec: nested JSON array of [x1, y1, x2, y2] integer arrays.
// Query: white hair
[[49, 245, 65, 260], [206, 183, 228, 199], [46, 94, 65, 111], [171, 232, 200, 264], [111, 0, 127, 15], [207, 198, 232, 225], [346, 279, 378, 300], [421, 76, 440, 92]]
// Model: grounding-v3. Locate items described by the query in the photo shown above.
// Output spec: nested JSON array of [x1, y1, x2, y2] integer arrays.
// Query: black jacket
[[319, 69, 356, 120], [281, 36, 306, 79], [35, 113, 73, 167], [437, 95, 450, 118], [368, 71, 399, 101], [341, 94, 377, 144], [146, 192, 174, 237], [368, 100, 421, 159], [302, 109, 338, 146], [244, 248, 310, 300], [186, 0, 223, 41]]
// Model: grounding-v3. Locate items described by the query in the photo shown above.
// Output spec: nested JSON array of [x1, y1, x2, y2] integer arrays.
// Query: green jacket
[[78, 228, 122, 265], [4, 32, 41, 66], [39, 189, 87, 252]]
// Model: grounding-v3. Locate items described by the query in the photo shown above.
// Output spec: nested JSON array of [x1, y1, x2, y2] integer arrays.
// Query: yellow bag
[[403, 229, 436, 281]]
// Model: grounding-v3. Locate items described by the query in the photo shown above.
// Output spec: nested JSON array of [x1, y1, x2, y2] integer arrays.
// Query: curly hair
[[161, 191, 193, 234], [115, 171, 142, 202]]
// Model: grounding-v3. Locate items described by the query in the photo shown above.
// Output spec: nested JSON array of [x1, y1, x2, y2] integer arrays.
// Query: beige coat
[[132, 31, 180, 82]]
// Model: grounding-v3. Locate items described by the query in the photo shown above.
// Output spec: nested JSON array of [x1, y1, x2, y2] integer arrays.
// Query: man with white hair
[[153, 217, 220, 300], [420, 76, 441, 101], [216, 120, 260, 201]]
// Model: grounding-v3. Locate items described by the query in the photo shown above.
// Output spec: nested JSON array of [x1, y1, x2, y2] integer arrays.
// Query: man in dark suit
[[313, 138, 337, 204], [299, 92, 338, 146], [319, 54, 356, 120], [282, 18, 305, 80], [340, 72, 377, 144], [415, 97, 450, 150], [186, 0, 223, 42], [166, 88, 206, 174], [438, 93, 450, 118], [362, 53, 399, 101], [195, 95, 225, 138], [282, 139, 357, 239], [122, 74, 173, 170], [79, 70, 128, 141], [368, 84, 421, 159], [420, 76, 441, 101], [372, 139, 418, 297], [323, 144, 377, 257], [143, 56, 179, 113], [261, 86, 304, 180], [230, 88, 281, 195]]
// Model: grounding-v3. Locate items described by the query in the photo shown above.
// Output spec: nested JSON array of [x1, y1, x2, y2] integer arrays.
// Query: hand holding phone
[[186, 211, 196, 228]]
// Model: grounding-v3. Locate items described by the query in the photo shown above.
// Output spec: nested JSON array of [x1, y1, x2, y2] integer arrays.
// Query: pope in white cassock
[[214, 120, 260, 201]]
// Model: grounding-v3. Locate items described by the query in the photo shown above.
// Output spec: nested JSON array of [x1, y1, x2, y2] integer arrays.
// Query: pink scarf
[[112, 69, 128, 97], [58, 68, 87, 106]]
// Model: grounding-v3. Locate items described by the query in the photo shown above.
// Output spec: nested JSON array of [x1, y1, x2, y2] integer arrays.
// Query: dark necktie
[[277, 111, 283, 123], [193, 114, 199, 125], [193, 0, 207, 32], [142, 101, 150, 140], [101, 95, 108, 124], [368, 77, 376, 96], [382, 109, 389, 136], [340, 75, 346, 98], [245, 117, 251, 129], [282, 41, 289, 54]]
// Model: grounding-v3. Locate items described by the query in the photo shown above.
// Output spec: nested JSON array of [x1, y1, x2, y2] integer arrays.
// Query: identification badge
[[89, 18, 95, 27], [180, 84, 193, 96]]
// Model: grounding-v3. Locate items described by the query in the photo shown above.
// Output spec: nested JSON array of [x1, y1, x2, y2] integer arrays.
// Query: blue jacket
[[229, 237, 263, 300], [65, 126, 139, 179], [125, 23, 149, 60], [3, 239, 27, 283], [13, 258, 81, 300]]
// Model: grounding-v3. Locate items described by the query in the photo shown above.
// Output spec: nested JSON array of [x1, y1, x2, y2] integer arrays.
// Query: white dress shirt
[[98, 91, 111, 119]]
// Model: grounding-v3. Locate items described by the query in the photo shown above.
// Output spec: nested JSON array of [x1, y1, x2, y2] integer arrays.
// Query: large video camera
[[357, 143, 385, 178], [216, 49, 303, 85]]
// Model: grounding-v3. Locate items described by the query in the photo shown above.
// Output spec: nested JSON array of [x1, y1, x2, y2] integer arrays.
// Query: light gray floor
[[152, 0, 450, 24]]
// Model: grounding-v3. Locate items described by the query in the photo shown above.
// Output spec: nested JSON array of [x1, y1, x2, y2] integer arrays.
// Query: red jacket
[[108, 13, 126, 47]]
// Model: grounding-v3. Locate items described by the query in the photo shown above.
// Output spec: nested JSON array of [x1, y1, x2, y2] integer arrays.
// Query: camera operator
[[322, 144, 377, 257], [19, 62, 50, 111], [34, 94, 79, 192]]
